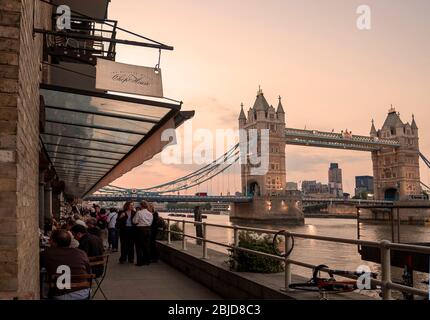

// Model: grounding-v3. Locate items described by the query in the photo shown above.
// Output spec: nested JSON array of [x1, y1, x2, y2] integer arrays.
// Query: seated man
[[85, 218, 102, 238], [40, 229, 91, 300], [71, 224, 105, 277]]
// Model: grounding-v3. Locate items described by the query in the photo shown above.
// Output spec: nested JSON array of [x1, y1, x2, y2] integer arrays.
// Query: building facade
[[355, 175, 374, 197], [301, 180, 330, 195], [239, 88, 286, 197], [371, 108, 421, 201], [328, 163, 343, 198], [0, 0, 191, 299], [0, 0, 52, 299]]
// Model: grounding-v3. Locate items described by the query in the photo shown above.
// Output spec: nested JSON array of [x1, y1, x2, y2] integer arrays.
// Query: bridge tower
[[239, 88, 286, 196], [371, 107, 422, 201]]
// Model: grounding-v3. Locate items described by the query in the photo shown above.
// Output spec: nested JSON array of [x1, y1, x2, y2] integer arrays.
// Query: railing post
[[380, 240, 392, 300], [202, 222, 208, 259], [167, 219, 171, 245], [233, 226, 239, 270], [284, 231, 292, 291], [182, 220, 187, 251]]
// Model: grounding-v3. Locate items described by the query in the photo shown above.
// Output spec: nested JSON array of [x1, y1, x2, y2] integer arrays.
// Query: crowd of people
[[40, 200, 164, 299]]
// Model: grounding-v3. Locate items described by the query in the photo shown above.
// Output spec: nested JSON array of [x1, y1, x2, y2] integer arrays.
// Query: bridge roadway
[[284, 128, 400, 151]]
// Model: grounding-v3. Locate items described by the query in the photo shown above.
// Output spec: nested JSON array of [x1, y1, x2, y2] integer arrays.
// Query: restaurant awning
[[39, 83, 194, 198]]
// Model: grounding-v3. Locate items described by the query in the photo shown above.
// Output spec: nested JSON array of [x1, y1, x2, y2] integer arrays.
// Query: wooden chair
[[89, 255, 110, 300], [45, 273, 96, 300], [0, 292, 35, 300]]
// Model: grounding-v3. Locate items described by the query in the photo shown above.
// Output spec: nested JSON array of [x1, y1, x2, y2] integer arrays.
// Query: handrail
[[164, 218, 430, 300], [284, 128, 400, 146]]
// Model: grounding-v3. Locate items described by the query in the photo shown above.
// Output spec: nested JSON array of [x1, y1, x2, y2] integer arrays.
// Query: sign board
[[96, 58, 163, 98]]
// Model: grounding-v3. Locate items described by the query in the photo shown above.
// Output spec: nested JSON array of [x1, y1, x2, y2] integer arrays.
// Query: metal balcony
[[45, 15, 118, 65]]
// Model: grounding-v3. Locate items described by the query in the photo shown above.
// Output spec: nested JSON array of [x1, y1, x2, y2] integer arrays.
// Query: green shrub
[[157, 222, 183, 241], [228, 231, 284, 273]]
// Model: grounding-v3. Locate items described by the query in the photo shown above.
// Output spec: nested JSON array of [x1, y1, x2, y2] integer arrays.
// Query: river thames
[[160, 213, 430, 298]]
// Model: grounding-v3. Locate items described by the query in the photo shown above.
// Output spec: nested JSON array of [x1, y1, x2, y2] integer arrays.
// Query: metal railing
[[164, 218, 430, 300], [45, 15, 118, 62], [284, 128, 400, 147]]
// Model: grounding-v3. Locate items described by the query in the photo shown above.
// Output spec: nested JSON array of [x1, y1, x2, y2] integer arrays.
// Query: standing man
[[96, 208, 109, 249], [107, 208, 119, 252], [133, 201, 153, 266], [117, 201, 136, 264], [194, 206, 203, 245], [148, 203, 161, 262]]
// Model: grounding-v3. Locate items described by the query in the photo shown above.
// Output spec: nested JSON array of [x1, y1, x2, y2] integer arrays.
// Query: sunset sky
[[107, 0, 430, 194]]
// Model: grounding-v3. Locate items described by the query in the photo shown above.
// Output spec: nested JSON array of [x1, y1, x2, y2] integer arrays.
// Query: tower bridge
[[87, 89, 430, 224]]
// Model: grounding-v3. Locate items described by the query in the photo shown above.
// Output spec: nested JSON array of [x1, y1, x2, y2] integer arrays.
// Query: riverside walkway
[[93, 252, 220, 300]]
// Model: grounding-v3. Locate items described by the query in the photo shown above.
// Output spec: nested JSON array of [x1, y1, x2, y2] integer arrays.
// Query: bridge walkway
[[93, 251, 221, 300]]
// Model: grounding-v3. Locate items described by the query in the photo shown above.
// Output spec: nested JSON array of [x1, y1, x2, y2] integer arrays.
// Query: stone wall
[[0, 0, 51, 299], [231, 194, 304, 225]]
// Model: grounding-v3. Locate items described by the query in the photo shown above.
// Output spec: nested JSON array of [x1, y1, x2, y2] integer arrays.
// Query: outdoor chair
[[89, 254, 110, 300], [44, 273, 96, 300]]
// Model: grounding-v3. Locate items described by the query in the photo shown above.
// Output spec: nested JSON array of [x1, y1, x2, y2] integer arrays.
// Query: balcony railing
[[164, 218, 430, 300], [45, 15, 118, 64]]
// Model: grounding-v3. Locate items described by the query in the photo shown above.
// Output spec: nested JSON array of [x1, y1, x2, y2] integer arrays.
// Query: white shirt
[[133, 209, 153, 227], [107, 212, 118, 229]]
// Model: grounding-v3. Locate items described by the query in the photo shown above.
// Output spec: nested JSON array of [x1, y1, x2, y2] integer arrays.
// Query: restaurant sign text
[[96, 59, 163, 98]]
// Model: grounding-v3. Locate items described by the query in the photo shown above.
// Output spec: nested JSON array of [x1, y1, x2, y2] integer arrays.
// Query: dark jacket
[[116, 210, 136, 229], [78, 233, 105, 277], [88, 226, 102, 238], [40, 247, 91, 295], [78, 233, 104, 258], [150, 211, 160, 233]]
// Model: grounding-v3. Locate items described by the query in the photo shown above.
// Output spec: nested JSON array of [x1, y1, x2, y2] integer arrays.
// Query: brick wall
[[0, 0, 51, 299]]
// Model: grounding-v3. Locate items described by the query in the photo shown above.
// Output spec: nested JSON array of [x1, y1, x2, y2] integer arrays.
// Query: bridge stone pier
[[230, 191, 304, 225]]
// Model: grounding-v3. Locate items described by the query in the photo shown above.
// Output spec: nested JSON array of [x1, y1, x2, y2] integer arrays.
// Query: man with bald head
[[40, 229, 91, 300]]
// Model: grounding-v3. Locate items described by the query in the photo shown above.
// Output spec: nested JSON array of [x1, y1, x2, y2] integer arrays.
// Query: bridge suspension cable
[[419, 152, 430, 169], [100, 143, 240, 195], [418, 153, 430, 193]]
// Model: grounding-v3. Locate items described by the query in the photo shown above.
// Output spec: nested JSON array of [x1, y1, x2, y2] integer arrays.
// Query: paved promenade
[[94, 252, 220, 300]]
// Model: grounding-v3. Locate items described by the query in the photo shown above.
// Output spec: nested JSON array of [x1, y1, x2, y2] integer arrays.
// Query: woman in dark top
[[148, 203, 160, 262], [116, 201, 136, 264]]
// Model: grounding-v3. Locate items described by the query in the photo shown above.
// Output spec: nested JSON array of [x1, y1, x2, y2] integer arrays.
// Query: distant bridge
[[301, 198, 393, 208], [85, 194, 253, 203], [85, 193, 393, 207]]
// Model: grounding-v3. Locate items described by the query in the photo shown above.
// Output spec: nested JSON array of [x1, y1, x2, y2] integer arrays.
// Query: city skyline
[[108, 0, 430, 195]]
